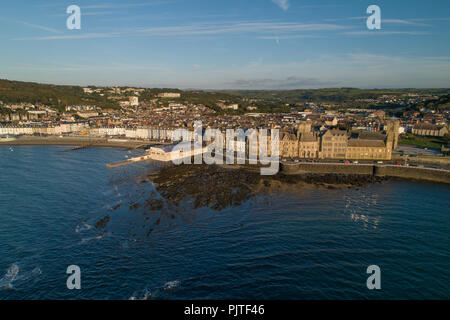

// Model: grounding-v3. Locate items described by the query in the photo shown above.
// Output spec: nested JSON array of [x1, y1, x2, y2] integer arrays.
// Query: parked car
[[377, 161, 384, 164], [396, 163, 402, 166], [344, 161, 351, 164]]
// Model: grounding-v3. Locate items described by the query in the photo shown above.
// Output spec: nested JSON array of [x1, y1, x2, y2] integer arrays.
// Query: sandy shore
[[0, 136, 151, 149]]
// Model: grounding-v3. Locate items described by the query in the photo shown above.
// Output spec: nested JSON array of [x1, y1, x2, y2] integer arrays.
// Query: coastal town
[[2, 0, 450, 304], [1, 81, 449, 162]]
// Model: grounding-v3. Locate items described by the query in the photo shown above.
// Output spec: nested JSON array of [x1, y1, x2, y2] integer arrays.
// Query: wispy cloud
[[0, 18, 62, 34], [7, 63, 168, 72], [226, 76, 336, 89], [272, 0, 290, 11], [14, 21, 349, 40], [81, 1, 173, 9], [410, 17, 450, 22], [347, 53, 450, 67], [57, 11, 116, 17], [326, 16, 432, 27], [14, 32, 122, 41], [37, 1, 171, 9], [383, 19, 431, 27], [138, 21, 347, 36], [341, 30, 430, 36], [258, 34, 322, 40], [348, 53, 406, 63], [21, 21, 62, 34]]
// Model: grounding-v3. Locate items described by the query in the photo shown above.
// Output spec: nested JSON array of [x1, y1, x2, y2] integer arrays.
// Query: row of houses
[[0, 120, 400, 161], [0, 125, 175, 141], [94, 127, 174, 140], [412, 123, 448, 137]]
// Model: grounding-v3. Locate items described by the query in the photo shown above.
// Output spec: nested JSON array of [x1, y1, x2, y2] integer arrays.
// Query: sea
[[0, 146, 449, 300]]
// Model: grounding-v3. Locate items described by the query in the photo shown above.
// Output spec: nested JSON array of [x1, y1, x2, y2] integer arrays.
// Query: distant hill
[[221, 88, 450, 103], [1, 79, 449, 114], [0, 79, 119, 111], [0, 79, 247, 115], [422, 94, 450, 110]]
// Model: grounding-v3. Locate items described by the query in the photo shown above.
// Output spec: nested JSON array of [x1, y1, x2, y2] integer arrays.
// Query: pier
[[106, 155, 174, 168], [106, 143, 208, 168]]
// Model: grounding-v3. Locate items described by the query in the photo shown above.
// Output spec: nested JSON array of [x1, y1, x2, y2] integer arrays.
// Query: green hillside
[[0, 79, 119, 111]]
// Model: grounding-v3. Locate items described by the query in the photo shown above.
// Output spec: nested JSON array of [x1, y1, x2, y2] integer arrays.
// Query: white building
[[158, 92, 181, 98]]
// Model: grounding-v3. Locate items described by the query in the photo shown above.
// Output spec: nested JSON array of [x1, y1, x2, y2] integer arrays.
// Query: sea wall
[[281, 163, 373, 175], [373, 166, 450, 184], [281, 163, 450, 184], [393, 155, 450, 169]]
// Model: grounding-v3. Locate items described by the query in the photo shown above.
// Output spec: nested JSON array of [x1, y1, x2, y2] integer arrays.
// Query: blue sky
[[1, 0, 450, 89]]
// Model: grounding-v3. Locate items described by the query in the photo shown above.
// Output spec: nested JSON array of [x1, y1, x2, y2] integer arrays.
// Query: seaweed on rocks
[[149, 164, 387, 211], [95, 215, 110, 229]]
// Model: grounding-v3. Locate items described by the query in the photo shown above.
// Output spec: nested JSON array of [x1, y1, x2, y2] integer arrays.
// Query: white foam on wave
[[163, 280, 181, 290], [103, 201, 122, 210], [15, 267, 42, 282], [75, 221, 93, 233], [80, 234, 104, 244], [129, 288, 153, 300], [0, 265, 19, 290], [129, 280, 181, 300]]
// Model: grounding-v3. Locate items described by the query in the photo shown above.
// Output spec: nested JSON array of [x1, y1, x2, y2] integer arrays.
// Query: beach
[[0, 135, 151, 149]]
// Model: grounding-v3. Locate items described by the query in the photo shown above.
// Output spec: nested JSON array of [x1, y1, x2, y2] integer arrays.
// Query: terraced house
[[412, 123, 448, 137]]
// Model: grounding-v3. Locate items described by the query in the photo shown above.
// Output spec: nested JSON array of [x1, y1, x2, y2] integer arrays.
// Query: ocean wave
[[129, 288, 153, 300], [0, 265, 19, 290], [163, 280, 181, 290], [80, 234, 105, 244], [128, 280, 181, 300], [0, 265, 41, 290], [75, 221, 93, 233], [15, 267, 42, 282]]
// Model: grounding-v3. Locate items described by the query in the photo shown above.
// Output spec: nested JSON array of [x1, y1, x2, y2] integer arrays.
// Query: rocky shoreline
[[92, 164, 386, 239], [148, 164, 386, 211]]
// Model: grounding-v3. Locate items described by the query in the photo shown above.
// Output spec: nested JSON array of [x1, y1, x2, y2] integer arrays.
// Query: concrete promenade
[[281, 162, 450, 184]]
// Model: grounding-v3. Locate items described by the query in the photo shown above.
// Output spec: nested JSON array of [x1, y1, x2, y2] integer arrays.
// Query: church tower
[[297, 121, 312, 139], [386, 120, 400, 150]]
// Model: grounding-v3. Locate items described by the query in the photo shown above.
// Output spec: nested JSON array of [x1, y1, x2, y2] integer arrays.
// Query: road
[[280, 159, 447, 170]]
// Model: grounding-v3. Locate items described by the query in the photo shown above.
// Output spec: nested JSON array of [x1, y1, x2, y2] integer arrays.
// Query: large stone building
[[346, 139, 390, 160], [299, 132, 319, 159], [319, 129, 348, 159], [277, 120, 399, 161], [280, 132, 298, 158]]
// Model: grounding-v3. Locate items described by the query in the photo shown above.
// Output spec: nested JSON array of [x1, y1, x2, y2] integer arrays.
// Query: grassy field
[[399, 134, 448, 149]]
